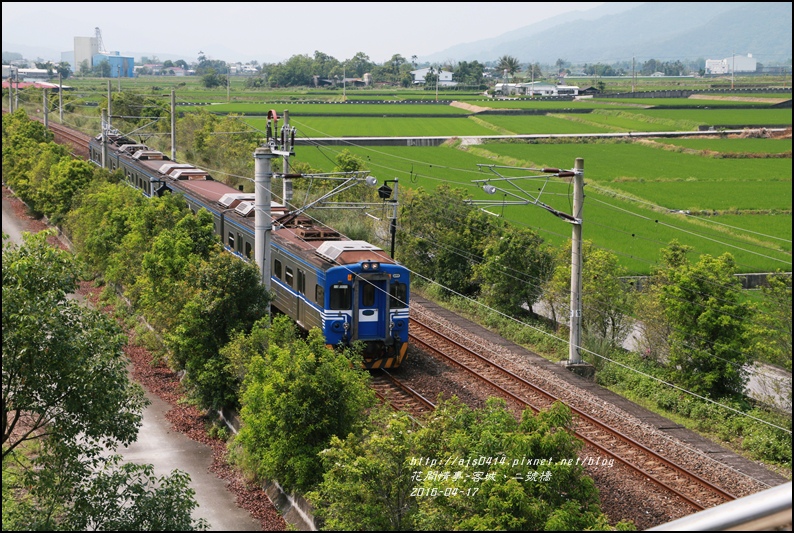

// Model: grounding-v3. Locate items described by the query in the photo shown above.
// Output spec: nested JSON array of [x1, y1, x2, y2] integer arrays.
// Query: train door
[[355, 275, 389, 340]]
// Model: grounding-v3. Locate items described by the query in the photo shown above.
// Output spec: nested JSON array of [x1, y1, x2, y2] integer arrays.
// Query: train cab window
[[330, 284, 351, 310], [245, 242, 252, 259], [362, 282, 375, 307], [390, 282, 407, 308], [315, 285, 324, 306], [297, 270, 305, 294], [227, 232, 235, 248], [285, 267, 293, 287]]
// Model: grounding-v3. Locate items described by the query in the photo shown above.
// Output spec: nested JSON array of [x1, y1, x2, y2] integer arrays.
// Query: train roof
[[316, 240, 391, 264], [104, 134, 394, 270]]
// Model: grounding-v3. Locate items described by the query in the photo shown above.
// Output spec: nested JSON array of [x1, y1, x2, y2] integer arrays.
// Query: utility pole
[[731, 52, 735, 89], [465, 158, 590, 376], [435, 66, 439, 102], [107, 80, 112, 130], [389, 178, 399, 258], [343, 65, 346, 101], [281, 110, 293, 203], [58, 73, 63, 123], [43, 90, 48, 129], [101, 108, 108, 169], [227, 68, 230, 102], [529, 63, 534, 96], [171, 88, 176, 161], [568, 158, 584, 365], [632, 56, 635, 92], [254, 144, 274, 289]]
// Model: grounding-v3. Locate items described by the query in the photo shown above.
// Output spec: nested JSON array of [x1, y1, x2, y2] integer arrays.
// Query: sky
[[2, 2, 605, 64]]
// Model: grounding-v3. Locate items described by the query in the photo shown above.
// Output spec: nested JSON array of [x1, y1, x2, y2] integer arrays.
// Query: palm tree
[[497, 55, 521, 77]]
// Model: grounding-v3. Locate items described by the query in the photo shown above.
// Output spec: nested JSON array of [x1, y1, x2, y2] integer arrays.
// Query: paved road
[[2, 192, 263, 531]]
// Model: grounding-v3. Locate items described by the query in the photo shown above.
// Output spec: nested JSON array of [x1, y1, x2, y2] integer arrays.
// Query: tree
[[310, 398, 629, 530], [542, 241, 634, 347], [3, 453, 208, 531], [235, 317, 375, 493], [3, 230, 207, 531], [453, 60, 485, 86], [201, 68, 226, 88], [656, 242, 751, 397], [308, 407, 419, 530], [54, 61, 71, 79], [2, 230, 147, 459], [497, 54, 521, 77], [526, 62, 542, 80], [747, 272, 792, 371], [66, 181, 145, 276], [166, 249, 272, 411], [93, 59, 111, 78], [399, 186, 502, 297], [347, 52, 374, 78], [475, 226, 554, 317], [555, 58, 569, 73], [34, 157, 97, 225]]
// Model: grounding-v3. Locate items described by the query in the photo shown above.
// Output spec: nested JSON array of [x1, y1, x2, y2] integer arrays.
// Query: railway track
[[409, 316, 738, 512], [44, 121, 92, 159], [370, 369, 435, 419]]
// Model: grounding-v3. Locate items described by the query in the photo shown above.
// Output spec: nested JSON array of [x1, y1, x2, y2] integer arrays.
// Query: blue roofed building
[[92, 52, 134, 78]]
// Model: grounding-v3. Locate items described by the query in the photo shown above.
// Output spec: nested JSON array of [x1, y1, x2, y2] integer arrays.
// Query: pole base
[[563, 361, 595, 380]]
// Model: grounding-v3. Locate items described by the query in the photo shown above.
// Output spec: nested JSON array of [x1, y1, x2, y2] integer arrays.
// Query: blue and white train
[[89, 131, 410, 369]]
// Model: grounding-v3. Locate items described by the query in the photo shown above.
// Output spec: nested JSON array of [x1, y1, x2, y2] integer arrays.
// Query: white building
[[74, 36, 98, 72], [705, 53, 757, 75], [494, 82, 579, 96], [411, 67, 456, 86]]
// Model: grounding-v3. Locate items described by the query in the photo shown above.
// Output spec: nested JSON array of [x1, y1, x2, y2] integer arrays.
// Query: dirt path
[[688, 94, 791, 104], [450, 100, 491, 113]]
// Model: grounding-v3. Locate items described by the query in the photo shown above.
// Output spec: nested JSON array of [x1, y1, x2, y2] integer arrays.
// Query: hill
[[424, 2, 793, 65]]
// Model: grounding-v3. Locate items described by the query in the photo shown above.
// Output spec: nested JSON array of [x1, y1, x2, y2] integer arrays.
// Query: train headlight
[[362, 262, 379, 271]]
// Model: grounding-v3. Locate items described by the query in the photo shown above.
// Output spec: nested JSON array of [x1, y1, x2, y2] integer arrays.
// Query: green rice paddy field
[[46, 79, 794, 275], [288, 137, 791, 274]]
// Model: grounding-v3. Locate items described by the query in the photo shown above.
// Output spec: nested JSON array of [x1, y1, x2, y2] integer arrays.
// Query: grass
[[653, 138, 792, 154], [11, 75, 791, 275]]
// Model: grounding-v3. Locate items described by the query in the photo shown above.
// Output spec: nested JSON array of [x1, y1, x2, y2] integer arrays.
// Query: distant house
[[411, 67, 456, 86], [705, 53, 757, 75], [13, 68, 50, 81], [494, 82, 579, 96]]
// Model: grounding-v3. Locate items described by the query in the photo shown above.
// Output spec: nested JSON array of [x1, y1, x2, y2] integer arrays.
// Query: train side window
[[227, 232, 235, 248], [315, 285, 324, 305], [330, 284, 351, 310], [285, 267, 293, 287], [274, 259, 282, 279], [297, 270, 305, 294], [362, 282, 375, 306], [390, 282, 407, 308], [237, 233, 242, 251]]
